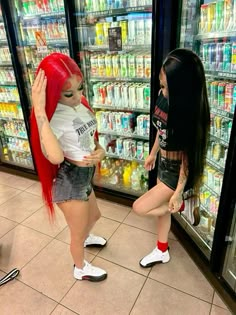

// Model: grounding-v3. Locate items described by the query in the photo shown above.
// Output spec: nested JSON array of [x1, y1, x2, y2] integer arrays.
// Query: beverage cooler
[[0, 2, 34, 171], [73, 0, 154, 199], [174, 0, 236, 302]]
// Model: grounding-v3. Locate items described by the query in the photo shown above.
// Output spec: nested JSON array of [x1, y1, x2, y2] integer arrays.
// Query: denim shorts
[[52, 160, 95, 203], [158, 155, 182, 191]]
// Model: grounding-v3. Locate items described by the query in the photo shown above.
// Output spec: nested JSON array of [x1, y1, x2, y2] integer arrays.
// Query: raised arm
[[32, 69, 64, 165]]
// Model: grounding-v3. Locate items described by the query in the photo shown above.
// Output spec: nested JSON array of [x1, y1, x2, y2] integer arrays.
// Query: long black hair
[[162, 48, 210, 190]]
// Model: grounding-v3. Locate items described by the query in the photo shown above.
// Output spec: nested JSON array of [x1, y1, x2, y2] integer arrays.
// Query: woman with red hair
[[30, 53, 107, 282]]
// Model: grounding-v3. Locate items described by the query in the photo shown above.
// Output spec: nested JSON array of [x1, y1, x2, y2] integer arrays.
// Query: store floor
[[0, 171, 232, 315]]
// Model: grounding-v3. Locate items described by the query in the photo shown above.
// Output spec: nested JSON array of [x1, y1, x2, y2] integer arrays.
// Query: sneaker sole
[[139, 257, 170, 268], [81, 274, 107, 282], [84, 242, 107, 248]]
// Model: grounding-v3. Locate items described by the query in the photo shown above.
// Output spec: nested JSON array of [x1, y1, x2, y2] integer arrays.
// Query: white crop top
[[50, 102, 97, 161]]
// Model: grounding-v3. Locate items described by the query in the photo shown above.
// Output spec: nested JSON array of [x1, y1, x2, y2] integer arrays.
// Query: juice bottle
[[123, 164, 131, 187], [131, 169, 141, 191], [215, 0, 224, 31], [231, 42, 236, 73]]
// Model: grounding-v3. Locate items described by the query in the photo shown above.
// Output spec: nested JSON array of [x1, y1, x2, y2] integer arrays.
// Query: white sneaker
[[139, 247, 170, 268], [74, 260, 107, 282], [84, 234, 107, 247]]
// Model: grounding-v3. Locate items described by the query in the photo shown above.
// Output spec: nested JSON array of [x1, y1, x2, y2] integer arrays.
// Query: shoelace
[[0, 268, 20, 286]]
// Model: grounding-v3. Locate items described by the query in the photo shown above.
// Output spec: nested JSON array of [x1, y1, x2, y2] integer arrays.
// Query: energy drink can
[[223, 42, 232, 72], [224, 83, 234, 112], [215, 42, 223, 71], [218, 82, 226, 109]]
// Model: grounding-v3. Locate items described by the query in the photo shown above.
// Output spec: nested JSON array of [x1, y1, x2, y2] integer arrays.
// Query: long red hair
[[30, 53, 94, 217]]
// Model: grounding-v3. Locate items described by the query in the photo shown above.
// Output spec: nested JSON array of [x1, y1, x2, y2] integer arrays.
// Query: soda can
[[112, 55, 120, 77], [215, 42, 223, 71], [128, 54, 136, 78], [136, 18, 145, 45], [95, 22, 105, 45], [144, 17, 152, 45], [136, 141, 144, 160], [114, 83, 121, 107], [208, 43, 216, 71], [136, 54, 144, 78], [136, 85, 144, 108], [98, 55, 106, 76], [143, 142, 149, 160], [128, 85, 136, 108], [202, 43, 209, 70], [223, 42, 232, 72], [224, 83, 234, 112], [231, 42, 236, 73], [105, 55, 112, 77], [120, 54, 128, 77], [217, 82, 226, 109], [130, 140, 137, 158], [121, 84, 129, 108], [144, 54, 151, 78], [128, 19, 136, 45], [215, 0, 224, 31], [116, 137, 123, 155], [210, 81, 219, 106], [119, 20, 128, 45]]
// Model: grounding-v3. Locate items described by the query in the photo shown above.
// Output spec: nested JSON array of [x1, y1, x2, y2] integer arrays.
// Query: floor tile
[[22, 205, 67, 237], [0, 216, 18, 238], [0, 225, 52, 271], [97, 198, 131, 222], [0, 191, 44, 222], [20, 239, 95, 302], [123, 211, 177, 240], [213, 291, 229, 310], [130, 278, 211, 315], [61, 257, 146, 315], [149, 240, 214, 302], [25, 181, 42, 196], [0, 173, 36, 190], [98, 224, 157, 276], [51, 305, 78, 315], [210, 305, 233, 315], [0, 184, 21, 205], [56, 216, 120, 255], [0, 277, 56, 315]]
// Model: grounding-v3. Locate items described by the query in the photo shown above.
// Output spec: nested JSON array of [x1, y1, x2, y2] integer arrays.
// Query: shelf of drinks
[[84, 44, 151, 52], [19, 11, 65, 21], [0, 82, 17, 87], [0, 156, 34, 170], [206, 158, 224, 174], [3, 134, 28, 141], [176, 211, 213, 251], [210, 134, 229, 148], [205, 71, 236, 80], [23, 38, 68, 47], [93, 173, 146, 197], [211, 107, 234, 120], [202, 182, 220, 199], [195, 30, 236, 41], [81, 5, 152, 18], [98, 130, 149, 140], [0, 62, 12, 67], [93, 104, 149, 114], [89, 76, 150, 83], [0, 39, 8, 45], [105, 152, 145, 164]]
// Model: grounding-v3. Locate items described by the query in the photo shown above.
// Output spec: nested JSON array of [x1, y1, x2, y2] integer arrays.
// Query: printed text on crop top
[[50, 102, 97, 161]]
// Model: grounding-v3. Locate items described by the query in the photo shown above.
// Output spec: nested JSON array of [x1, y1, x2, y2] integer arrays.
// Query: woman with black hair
[[133, 48, 210, 267]]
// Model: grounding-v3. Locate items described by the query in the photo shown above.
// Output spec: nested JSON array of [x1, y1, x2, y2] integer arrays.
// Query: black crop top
[[152, 92, 182, 151]]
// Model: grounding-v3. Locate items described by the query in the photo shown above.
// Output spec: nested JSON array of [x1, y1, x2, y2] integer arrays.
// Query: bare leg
[[57, 200, 89, 268], [86, 190, 101, 235]]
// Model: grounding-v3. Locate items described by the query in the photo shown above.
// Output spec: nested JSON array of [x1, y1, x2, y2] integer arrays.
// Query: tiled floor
[[0, 171, 232, 315]]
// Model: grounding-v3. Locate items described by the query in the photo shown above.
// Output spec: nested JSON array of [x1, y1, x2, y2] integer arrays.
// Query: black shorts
[[158, 155, 182, 191], [52, 160, 95, 203]]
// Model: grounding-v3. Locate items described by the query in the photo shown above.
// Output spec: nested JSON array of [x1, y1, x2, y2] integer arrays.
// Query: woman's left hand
[[168, 192, 183, 213], [83, 148, 105, 165]]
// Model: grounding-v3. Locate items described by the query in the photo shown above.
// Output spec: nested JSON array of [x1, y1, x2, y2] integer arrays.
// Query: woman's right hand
[[32, 69, 47, 112], [144, 154, 156, 171]]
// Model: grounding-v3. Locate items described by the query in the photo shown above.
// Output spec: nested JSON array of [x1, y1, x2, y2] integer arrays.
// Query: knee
[[132, 200, 144, 216]]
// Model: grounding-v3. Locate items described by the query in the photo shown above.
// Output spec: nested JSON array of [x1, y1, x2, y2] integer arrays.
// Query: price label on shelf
[[35, 31, 48, 54]]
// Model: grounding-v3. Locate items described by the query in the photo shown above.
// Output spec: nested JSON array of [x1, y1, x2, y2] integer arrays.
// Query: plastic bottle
[[123, 164, 131, 187], [131, 169, 141, 190]]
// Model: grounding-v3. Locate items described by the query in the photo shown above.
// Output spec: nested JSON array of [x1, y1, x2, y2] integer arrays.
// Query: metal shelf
[[98, 129, 149, 140], [93, 104, 150, 113], [195, 30, 236, 40], [90, 76, 150, 83]]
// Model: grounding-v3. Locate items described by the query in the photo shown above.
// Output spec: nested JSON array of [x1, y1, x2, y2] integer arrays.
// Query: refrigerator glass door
[[222, 204, 236, 292], [174, 0, 236, 259], [12, 0, 70, 107], [74, 1, 152, 197], [0, 4, 34, 169]]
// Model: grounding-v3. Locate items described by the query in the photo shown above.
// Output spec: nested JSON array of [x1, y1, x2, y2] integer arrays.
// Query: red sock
[[157, 241, 168, 252]]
